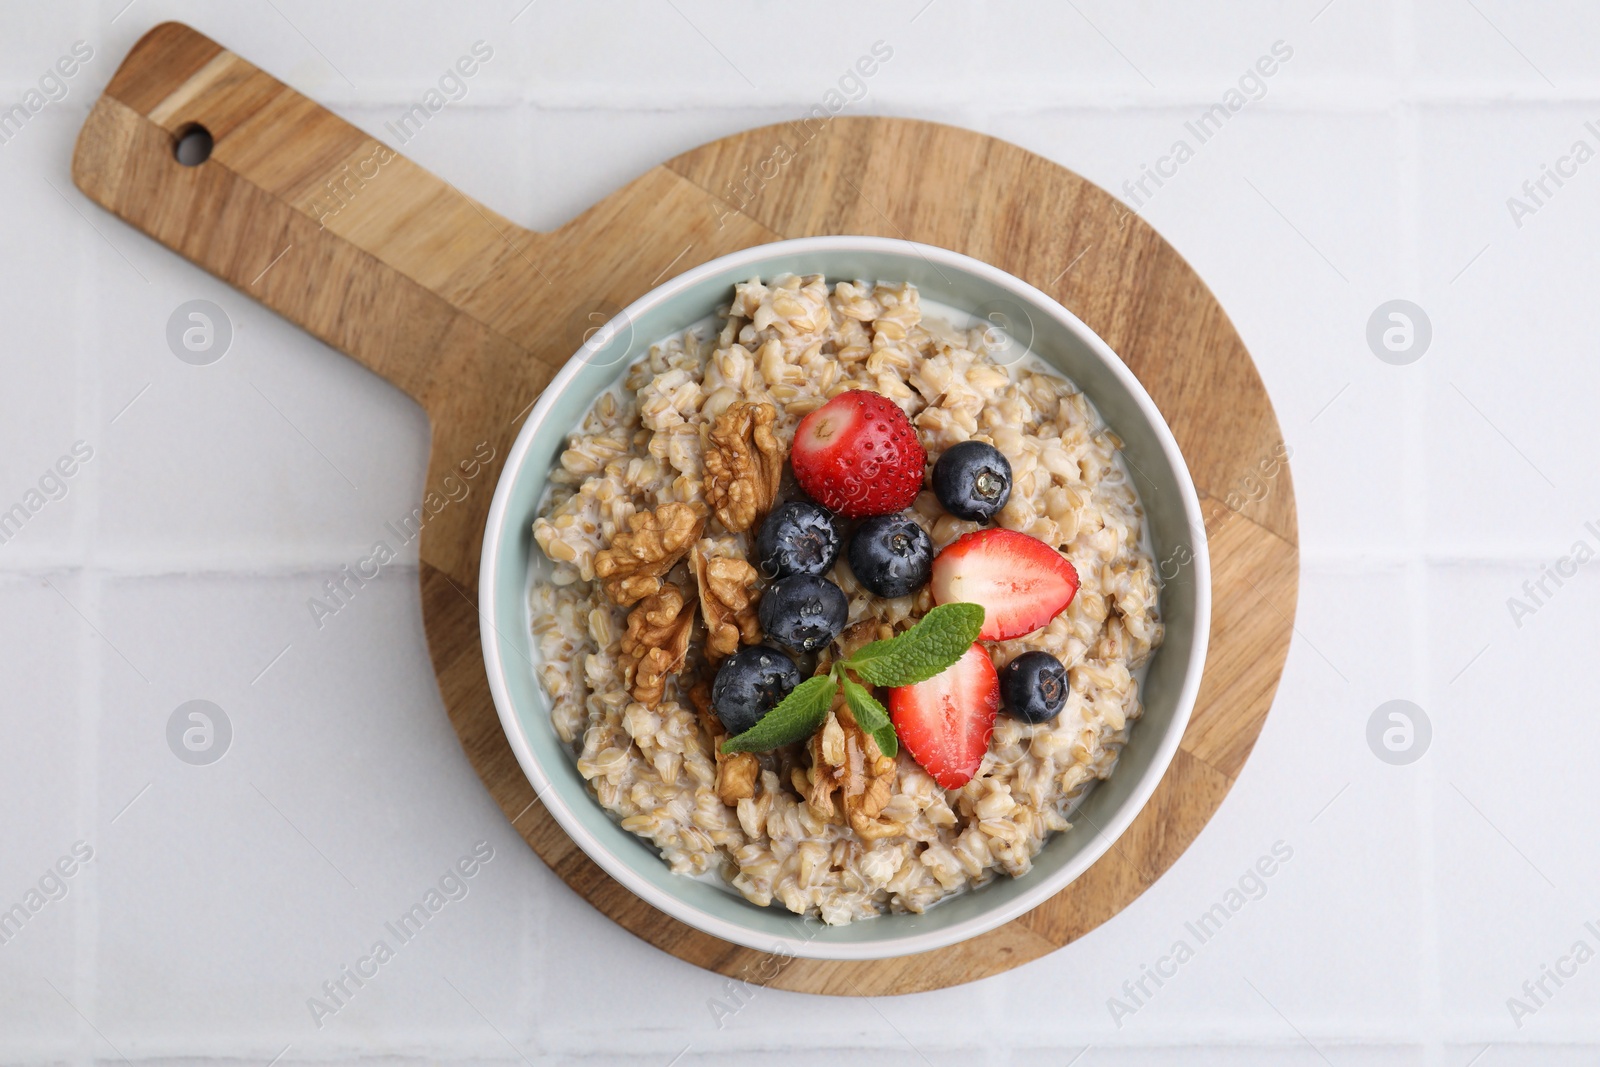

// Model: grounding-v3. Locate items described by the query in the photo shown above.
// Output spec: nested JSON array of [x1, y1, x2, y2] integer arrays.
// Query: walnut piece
[[593, 502, 706, 606], [691, 542, 761, 662], [816, 619, 893, 678], [689, 681, 759, 805], [802, 711, 847, 820], [703, 402, 782, 533], [620, 584, 695, 707], [802, 701, 902, 839], [838, 705, 901, 839], [717, 751, 760, 806]]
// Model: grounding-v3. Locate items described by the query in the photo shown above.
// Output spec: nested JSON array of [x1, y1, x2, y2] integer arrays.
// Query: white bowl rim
[[479, 235, 1211, 961]]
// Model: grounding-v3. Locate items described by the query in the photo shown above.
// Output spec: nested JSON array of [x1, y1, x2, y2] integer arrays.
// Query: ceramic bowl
[[479, 236, 1210, 960]]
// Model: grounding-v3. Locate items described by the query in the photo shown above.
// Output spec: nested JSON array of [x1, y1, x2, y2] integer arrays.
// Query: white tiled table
[[3, 2, 1596, 1063]]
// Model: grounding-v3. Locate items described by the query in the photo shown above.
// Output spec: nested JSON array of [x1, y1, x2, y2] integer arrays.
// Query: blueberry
[[1000, 651, 1069, 724], [932, 440, 1012, 523], [711, 645, 803, 735], [755, 500, 840, 579], [847, 513, 933, 598], [757, 574, 848, 653]]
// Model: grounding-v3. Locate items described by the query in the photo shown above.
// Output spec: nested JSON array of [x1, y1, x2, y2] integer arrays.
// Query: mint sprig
[[840, 675, 897, 758], [720, 675, 837, 753], [845, 603, 986, 688], [720, 602, 985, 757]]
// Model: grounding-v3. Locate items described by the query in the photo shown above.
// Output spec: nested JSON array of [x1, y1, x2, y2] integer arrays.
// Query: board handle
[[71, 21, 549, 409]]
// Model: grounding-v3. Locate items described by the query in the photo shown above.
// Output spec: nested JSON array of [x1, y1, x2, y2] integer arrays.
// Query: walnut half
[[620, 583, 695, 708], [703, 402, 782, 533], [689, 681, 759, 805], [593, 502, 706, 606], [839, 703, 902, 841], [802, 701, 903, 840], [691, 542, 761, 662]]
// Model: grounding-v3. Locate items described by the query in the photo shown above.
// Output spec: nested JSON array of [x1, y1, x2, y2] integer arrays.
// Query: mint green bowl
[[480, 237, 1210, 960]]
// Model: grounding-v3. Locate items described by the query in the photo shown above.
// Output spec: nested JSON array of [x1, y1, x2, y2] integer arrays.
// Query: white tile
[[91, 572, 536, 1044], [1429, 563, 1600, 1034], [84, 250, 429, 570], [0, 46, 99, 171], [1416, 104, 1600, 555], [975, 0, 1398, 100], [1413, 0, 1600, 92], [1069, 566, 1426, 1033], [534, 883, 746, 1054], [0, 576, 88, 1045], [270, 1, 521, 101], [0, 3, 89, 88], [502, 0, 935, 105], [0, 106, 91, 571]]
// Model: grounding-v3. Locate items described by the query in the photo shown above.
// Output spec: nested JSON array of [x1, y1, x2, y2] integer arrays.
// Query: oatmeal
[[531, 276, 1162, 925]]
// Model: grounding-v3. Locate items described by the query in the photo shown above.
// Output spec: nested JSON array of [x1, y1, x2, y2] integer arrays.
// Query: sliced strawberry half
[[930, 528, 1080, 640], [889, 643, 999, 790]]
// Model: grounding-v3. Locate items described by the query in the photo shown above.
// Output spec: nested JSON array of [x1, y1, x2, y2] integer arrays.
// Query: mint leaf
[[843, 602, 985, 689], [840, 675, 897, 758], [721, 675, 838, 754]]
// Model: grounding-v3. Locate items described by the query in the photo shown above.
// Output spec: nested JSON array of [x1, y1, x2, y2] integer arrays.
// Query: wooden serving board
[[73, 23, 1299, 995]]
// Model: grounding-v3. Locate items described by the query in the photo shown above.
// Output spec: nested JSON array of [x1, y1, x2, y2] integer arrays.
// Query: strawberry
[[790, 390, 926, 518], [930, 528, 1080, 641], [888, 643, 999, 789]]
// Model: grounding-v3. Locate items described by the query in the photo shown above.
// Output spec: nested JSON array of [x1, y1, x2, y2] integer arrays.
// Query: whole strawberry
[[791, 390, 926, 518]]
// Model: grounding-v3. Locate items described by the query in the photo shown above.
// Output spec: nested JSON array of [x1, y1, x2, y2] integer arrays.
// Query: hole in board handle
[[173, 123, 213, 166]]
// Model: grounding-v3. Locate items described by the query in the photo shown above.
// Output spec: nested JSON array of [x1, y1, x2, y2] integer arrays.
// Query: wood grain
[[72, 22, 1299, 996]]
